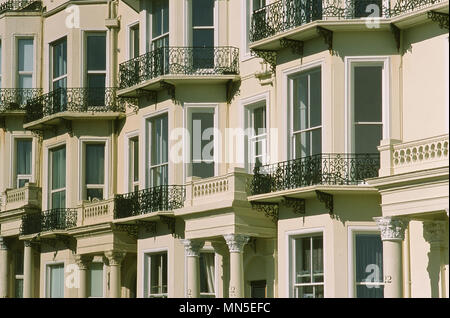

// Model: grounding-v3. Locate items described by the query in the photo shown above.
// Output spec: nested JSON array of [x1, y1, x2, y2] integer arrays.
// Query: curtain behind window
[[200, 253, 215, 295], [17, 139, 32, 175], [85, 144, 105, 185], [355, 234, 383, 298], [49, 264, 64, 298]]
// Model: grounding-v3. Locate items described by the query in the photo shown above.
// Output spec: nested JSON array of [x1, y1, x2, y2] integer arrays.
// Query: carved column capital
[[374, 216, 408, 241], [182, 239, 205, 257], [24, 240, 33, 248], [223, 234, 250, 253], [0, 237, 7, 250], [74, 255, 93, 270], [104, 251, 126, 266], [423, 221, 446, 244]]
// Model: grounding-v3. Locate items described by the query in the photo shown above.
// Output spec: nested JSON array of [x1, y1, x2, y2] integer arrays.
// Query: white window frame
[[124, 130, 140, 192], [241, 92, 270, 173], [183, 103, 219, 181], [142, 109, 169, 188], [9, 134, 35, 189], [345, 56, 390, 153], [15, 35, 36, 89], [142, 248, 169, 298], [81, 30, 109, 88], [88, 262, 106, 298], [148, 0, 170, 51], [78, 137, 109, 202], [284, 60, 324, 160], [148, 114, 169, 188], [347, 226, 384, 298], [127, 21, 140, 60], [50, 36, 68, 91], [286, 227, 326, 298], [184, 0, 219, 47], [44, 261, 65, 298]]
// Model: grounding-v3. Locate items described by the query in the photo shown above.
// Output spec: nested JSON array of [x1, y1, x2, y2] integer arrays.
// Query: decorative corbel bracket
[[283, 196, 306, 215], [251, 201, 279, 223], [316, 26, 333, 52], [0, 117, 5, 130], [226, 79, 241, 104], [427, 11, 449, 30], [114, 224, 139, 240], [160, 81, 176, 102], [250, 49, 277, 73], [159, 216, 176, 235], [315, 190, 333, 215], [136, 220, 157, 237], [280, 38, 304, 57], [55, 235, 76, 254], [61, 119, 73, 137], [136, 89, 157, 104], [390, 24, 401, 52]]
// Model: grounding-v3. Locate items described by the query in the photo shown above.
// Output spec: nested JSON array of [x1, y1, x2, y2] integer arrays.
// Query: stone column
[[0, 237, 8, 298], [75, 255, 93, 298], [105, 251, 126, 298], [223, 234, 250, 298], [423, 221, 446, 298], [375, 216, 408, 298], [183, 239, 205, 298], [23, 240, 33, 298]]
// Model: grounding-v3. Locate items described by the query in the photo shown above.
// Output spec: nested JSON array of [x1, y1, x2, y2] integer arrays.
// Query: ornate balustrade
[[114, 185, 185, 219], [77, 198, 114, 226], [250, 153, 380, 195], [250, 0, 447, 42], [24, 87, 124, 123], [0, 89, 42, 112], [119, 46, 240, 89], [1, 183, 41, 212], [20, 208, 77, 235]]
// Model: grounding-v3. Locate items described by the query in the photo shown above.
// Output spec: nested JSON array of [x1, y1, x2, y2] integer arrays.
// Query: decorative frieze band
[[223, 234, 250, 253], [374, 216, 408, 241], [182, 240, 205, 257]]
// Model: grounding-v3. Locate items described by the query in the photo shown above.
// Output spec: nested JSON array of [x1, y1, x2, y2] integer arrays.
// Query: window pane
[[151, 165, 168, 187], [14, 279, 23, 298], [295, 237, 311, 284], [193, 0, 214, 27], [294, 128, 321, 158], [295, 285, 314, 298], [293, 74, 308, 132], [19, 75, 32, 89], [18, 39, 33, 72], [87, 189, 103, 201], [51, 147, 66, 190], [132, 138, 139, 183], [253, 106, 266, 135], [310, 70, 321, 127], [49, 264, 64, 298], [17, 139, 32, 175], [53, 39, 67, 79], [191, 112, 214, 178], [193, 29, 214, 48], [356, 284, 384, 298], [53, 77, 67, 91], [200, 253, 215, 294], [15, 250, 24, 276], [85, 144, 105, 185], [253, 0, 266, 11], [312, 236, 324, 283], [355, 234, 383, 283], [151, 115, 168, 166], [354, 66, 382, 123], [152, 0, 169, 38], [89, 263, 104, 297], [131, 25, 140, 58], [87, 34, 106, 71], [87, 74, 106, 89], [355, 124, 382, 153], [150, 253, 167, 295], [51, 190, 66, 209], [354, 0, 383, 18]]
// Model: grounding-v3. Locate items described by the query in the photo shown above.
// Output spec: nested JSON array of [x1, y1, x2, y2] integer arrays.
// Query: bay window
[[290, 67, 322, 159], [187, 107, 216, 179], [15, 138, 32, 188], [49, 146, 66, 209], [84, 143, 105, 201], [291, 234, 324, 298], [149, 115, 168, 187], [17, 38, 33, 90], [144, 252, 168, 298]]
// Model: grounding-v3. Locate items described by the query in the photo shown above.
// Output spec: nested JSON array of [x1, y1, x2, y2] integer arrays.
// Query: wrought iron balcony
[[0, 0, 42, 14], [0, 88, 42, 112], [20, 208, 78, 235], [250, 0, 447, 42], [250, 153, 380, 195], [119, 46, 240, 90], [24, 87, 124, 124], [114, 185, 185, 219]]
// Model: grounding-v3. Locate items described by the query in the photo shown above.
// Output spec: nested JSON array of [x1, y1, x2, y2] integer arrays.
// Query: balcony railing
[[119, 46, 240, 89], [1, 183, 41, 212], [24, 87, 124, 123], [0, 0, 42, 13], [250, 153, 380, 195], [0, 88, 42, 112], [250, 0, 446, 42], [20, 208, 77, 235], [114, 185, 186, 219]]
